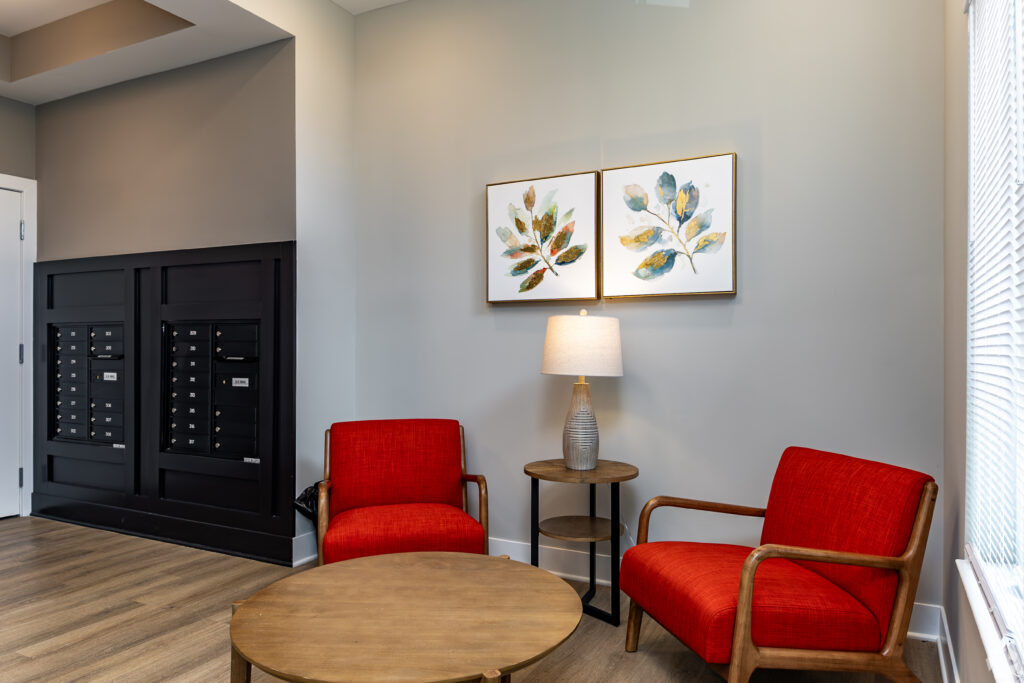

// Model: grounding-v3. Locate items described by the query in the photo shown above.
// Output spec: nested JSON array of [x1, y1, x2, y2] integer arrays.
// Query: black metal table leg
[[580, 482, 622, 626], [530, 477, 539, 566], [611, 481, 620, 625], [581, 483, 596, 604]]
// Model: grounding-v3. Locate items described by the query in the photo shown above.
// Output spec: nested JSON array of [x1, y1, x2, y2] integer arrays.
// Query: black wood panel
[[33, 242, 296, 564]]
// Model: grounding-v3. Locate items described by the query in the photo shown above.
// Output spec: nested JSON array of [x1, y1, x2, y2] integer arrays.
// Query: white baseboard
[[292, 531, 317, 567], [489, 536, 617, 585]]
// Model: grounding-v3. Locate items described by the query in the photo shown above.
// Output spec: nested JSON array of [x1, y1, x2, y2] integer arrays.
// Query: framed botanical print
[[486, 171, 599, 303], [601, 153, 736, 298]]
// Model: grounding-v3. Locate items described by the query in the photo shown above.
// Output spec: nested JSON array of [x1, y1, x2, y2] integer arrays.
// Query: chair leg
[[625, 600, 643, 652], [726, 660, 754, 683]]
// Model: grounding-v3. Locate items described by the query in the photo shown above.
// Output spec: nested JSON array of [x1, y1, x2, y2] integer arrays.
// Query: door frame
[[0, 173, 36, 517]]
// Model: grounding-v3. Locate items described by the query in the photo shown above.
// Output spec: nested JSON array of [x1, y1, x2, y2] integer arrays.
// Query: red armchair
[[316, 419, 488, 565], [621, 447, 937, 683]]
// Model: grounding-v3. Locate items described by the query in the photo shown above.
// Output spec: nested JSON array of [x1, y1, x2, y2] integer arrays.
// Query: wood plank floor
[[0, 517, 941, 682]]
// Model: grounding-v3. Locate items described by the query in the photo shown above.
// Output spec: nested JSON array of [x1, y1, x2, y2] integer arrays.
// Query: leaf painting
[[618, 172, 727, 280], [495, 184, 589, 294]]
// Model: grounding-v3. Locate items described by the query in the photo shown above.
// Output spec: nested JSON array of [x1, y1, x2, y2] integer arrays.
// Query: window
[[966, 0, 1024, 678]]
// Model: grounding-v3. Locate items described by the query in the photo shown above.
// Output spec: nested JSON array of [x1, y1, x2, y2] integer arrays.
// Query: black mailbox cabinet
[[33, 242, 296, 564]]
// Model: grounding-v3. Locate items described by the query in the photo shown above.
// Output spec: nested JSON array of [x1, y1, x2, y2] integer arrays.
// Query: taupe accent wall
[[36, 39, 295, 261], [0, 94, 35, 178]]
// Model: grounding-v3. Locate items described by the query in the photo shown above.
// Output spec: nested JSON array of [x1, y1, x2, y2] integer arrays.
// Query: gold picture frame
[[486, 171, 600, 304], [600, 153, 736, 299]]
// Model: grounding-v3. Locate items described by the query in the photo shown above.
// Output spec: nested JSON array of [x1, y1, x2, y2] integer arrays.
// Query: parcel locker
[[34, 241, 295, 564]]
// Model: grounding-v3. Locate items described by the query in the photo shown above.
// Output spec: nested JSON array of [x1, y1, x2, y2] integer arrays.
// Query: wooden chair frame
[[317, 424, 489, 565], [624, 482, 938, 683]]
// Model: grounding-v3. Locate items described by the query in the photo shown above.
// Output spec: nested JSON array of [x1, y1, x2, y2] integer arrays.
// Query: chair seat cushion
[[323, 503, 485, 563], [620, 541, 883, 664]]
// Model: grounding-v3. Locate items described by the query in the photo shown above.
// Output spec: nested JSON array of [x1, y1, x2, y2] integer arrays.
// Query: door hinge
[[19, 220, 24, 241], [18, 344, 23, 364], [18, 468, 23, 488]]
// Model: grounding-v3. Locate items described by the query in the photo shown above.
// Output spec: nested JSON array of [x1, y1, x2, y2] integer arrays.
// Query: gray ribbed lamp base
[[563, 381, 598, 470]]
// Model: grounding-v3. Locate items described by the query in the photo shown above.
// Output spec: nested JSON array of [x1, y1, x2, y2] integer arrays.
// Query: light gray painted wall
[[227, 0, 357, 554], [353, 0, 946, 604], [35, 39, 296, 261], [0, 95, 34, 179]]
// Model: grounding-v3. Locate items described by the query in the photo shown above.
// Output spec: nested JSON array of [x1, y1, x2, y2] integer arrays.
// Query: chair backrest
[[327, 419, 464, 518], [760, 447, 933, 643]]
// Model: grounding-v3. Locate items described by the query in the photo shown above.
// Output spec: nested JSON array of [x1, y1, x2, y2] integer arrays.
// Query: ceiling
[[328, 0, 408, 15], [0, 0, 290, 104], [0, 0, 111, 36]]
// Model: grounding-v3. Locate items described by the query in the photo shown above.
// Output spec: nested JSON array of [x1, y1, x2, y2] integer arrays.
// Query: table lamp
[[541, 309, 623, 470]]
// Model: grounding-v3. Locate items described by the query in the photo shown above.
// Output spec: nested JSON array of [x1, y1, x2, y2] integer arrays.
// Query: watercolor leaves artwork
[[487, 172, 599, 303], [602, 154, 736, 298]]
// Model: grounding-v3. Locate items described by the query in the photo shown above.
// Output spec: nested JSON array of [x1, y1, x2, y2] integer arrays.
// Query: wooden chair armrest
[[636, 495, 766, 544], [729, 542, 906, 668], [462, 473, 489, 555], [317, 479, 331, 566], [744, 543, 906, 572]]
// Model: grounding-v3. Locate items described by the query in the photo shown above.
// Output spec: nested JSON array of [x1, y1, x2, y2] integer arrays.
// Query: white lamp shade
[[541, 313, 623, 377]]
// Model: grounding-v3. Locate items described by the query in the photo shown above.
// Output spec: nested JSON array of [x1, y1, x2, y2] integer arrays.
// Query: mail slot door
[[213, 436, 256, 457], [90, 341, 124, 357], [57, 382, 86, 397], [170, 417, 209, 435], [90, 325, 123, 341], [214, 324, 258, 342], [171, 402, 210, 421], [171, 371, 210, 388], [170, 356, 210, 373], [56, 325, 87, 341], [56, 396, 86, 411], [169, 434, 208, 453], [170, 341, 210, 357], [55, 367, 85, 383], [90, 426, 124, 443], [56, 422, 86, 439], [170, 324, 210, 342], [92, 397, 123, 412], [91, 412, 123, 428], [55, 340, 86, 355], [56, 355, 83, 369], [56, 410, 86, 425]]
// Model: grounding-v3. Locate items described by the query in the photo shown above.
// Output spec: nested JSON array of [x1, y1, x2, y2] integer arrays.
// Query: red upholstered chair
[[316, 419, 488, 565], [621, 447, 937, 683]]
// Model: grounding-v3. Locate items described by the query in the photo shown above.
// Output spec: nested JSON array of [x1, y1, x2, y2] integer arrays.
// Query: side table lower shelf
[[525, 458, 639, 628], [537, 510, 625, 625]]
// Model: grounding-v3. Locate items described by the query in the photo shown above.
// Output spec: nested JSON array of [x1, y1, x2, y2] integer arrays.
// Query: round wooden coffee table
[[229, 552, 583, 682]]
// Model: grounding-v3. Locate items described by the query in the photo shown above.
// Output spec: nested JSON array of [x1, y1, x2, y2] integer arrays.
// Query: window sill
[[956, 558, 1017, 683]]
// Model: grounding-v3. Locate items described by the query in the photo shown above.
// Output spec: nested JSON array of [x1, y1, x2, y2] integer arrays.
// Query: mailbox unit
[[33, 242, 296, 564]]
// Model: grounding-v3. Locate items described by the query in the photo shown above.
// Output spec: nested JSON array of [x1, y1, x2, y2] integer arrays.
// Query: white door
[[0, 189, 22, 517]]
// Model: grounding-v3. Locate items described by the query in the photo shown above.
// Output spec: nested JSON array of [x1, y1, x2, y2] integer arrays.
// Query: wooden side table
[[524, 459, 639, 626]]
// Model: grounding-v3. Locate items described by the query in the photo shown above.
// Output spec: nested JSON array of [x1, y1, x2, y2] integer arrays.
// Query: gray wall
[[354, 0, 945, 604], [0, 95, 35, 179], [35, 39, 295, 261]]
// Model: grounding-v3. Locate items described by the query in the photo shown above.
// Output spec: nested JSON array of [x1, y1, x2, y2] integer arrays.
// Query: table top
[[524, 459, 639, 484], [230, 551, 582, 683]]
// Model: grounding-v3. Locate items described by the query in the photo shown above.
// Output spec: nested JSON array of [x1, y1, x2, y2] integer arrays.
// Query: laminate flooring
[[0, 517, 942, 682]]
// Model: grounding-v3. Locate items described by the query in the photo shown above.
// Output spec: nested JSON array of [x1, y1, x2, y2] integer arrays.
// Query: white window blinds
[[966, 0, 1024, 676]]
